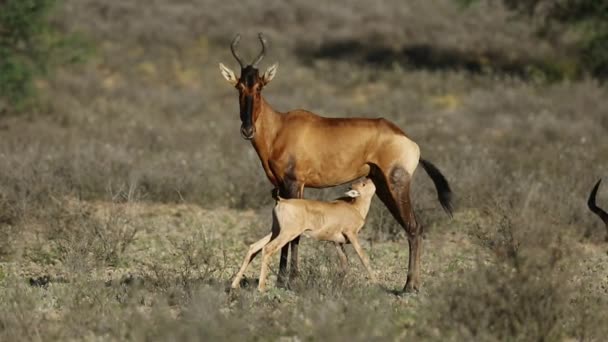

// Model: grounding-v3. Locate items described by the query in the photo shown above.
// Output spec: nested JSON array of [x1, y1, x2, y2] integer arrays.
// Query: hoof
[[402, 282, 420, 294], [276, 277, 286, 288], [275, 280, 292, 290], [229, 279, 240, 290], [277, 273, 294, 289]]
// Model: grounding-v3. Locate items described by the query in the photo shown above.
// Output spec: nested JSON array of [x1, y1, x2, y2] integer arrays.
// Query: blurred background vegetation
[[0, 0, 89, 112], [460, 0, 608, 79], [1, 0, 607, 114], [0, 0, 607, 340]]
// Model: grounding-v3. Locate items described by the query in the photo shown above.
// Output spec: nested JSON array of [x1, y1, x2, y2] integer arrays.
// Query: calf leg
[[259, 229, 303, 292], [231, 233, 272, 289], [334, 242, 349, 273], [344, 232, 377, 283]]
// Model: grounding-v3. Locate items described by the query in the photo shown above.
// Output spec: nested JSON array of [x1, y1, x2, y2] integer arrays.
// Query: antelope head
[[219, 33, 278, 140], [588, 179, 608, 240], [345, 178, 376, 200]]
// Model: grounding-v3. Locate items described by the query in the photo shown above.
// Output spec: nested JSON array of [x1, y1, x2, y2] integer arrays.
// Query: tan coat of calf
[[231, 178, 377, 291]]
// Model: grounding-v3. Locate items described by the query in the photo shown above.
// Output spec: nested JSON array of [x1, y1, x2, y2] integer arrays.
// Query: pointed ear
[[262, 63, 278, 85], [219, 63, 238, 85], [345, 190, 361, 198]]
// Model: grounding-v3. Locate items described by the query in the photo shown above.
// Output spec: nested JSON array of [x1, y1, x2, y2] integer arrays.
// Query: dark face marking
[[237, 65, 264, 140], [243, 66, 258, 87]]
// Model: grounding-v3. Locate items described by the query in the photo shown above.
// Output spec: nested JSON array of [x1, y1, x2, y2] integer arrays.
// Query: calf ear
[[219, 63, 238, 85], [262, 63, 278, 85], [345, 190, 361, 198]]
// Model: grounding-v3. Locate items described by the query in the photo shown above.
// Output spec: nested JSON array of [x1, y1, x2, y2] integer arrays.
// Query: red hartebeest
[[219, 33, 453, 292], [588, 179, 608, 241]]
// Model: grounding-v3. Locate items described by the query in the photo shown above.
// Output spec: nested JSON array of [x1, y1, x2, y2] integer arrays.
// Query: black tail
[[420, 158, 453, 217], [588, 179, 608, 227]]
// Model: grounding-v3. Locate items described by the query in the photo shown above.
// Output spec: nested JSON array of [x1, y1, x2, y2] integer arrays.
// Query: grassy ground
[[1, 0, 608, 340]]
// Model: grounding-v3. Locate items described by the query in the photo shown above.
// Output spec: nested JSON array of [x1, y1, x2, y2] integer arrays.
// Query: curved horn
[[251, 33, 267, 68], [588, 179, 608, 228], [230, 34, 245, 68]]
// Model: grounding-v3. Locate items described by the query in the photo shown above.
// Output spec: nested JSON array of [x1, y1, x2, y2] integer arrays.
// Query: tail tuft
[[420, 158, 453, 217]]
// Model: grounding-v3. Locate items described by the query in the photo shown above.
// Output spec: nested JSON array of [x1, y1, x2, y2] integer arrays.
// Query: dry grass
[[1, 0, 608, 340]]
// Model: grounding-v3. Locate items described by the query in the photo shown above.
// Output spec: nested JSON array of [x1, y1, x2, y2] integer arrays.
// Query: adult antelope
[[219, 33, 453, 292], [588, 179, 608, 241]]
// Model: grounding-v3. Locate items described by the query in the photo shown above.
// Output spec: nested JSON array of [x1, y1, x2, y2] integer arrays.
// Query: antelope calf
[[231, 178, 377, 291], [588, 179, 608, 241]]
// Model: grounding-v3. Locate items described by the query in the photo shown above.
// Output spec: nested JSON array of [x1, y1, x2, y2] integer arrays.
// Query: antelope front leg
[[289, 237, 300, 280], [277, 244, 289, 287]]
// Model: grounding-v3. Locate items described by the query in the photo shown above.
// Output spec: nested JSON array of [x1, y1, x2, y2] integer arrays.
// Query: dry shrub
[[265, 287, 400, 341], [0, 277, 44, 341], [40, 198, 140, 271], [429, 259, 567, 341], [566, 280, 608, 341], [287, 244, 356, 293], [0, 195, 19, 258], [143, 230, 224, 305], [366, 200, 405, 242], [411, 198, 608, 341], [155, 281, 400, 341]]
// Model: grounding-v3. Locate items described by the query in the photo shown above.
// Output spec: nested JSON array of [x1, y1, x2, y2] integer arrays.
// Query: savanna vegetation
[[0, 0, 607, 340]]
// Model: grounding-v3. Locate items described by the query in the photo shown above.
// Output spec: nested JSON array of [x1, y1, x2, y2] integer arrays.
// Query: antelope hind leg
[[371, 165, 422, 293]]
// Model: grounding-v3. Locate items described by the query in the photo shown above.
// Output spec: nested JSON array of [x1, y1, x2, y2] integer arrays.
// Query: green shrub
[[0, 0, 88, 112], [458, 0, 608, 80]]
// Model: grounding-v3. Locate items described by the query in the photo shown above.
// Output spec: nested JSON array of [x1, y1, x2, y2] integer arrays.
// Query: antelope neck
[[352, 197, 373, 220], [250, 96, 282, 160]]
